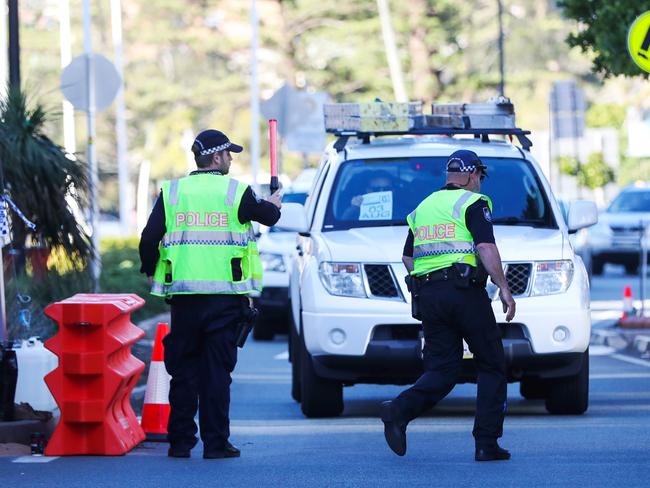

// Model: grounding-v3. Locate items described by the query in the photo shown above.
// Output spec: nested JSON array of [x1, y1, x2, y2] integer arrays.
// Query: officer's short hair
[[192, 142, 215, 168]]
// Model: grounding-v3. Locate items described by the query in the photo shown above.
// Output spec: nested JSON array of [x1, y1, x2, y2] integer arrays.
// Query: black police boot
[[167, 447, 191, 458], [203, 442, 241, 459], [475, 442, 511, 462], [380, 400, 407, 456]]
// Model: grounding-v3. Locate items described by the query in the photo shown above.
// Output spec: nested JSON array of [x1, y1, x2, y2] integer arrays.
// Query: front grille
[[505, 263, 531, 296], [364, 264, 399, 298]]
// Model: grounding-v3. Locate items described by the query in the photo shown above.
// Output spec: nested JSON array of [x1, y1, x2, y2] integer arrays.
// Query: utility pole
[[250, 0, 260, 193], [377, 0, 407, 102], [8, 0, 19, 88], [59, 0, 76, 154], [111, 0, 131, 235], [82, 0, 100, 292], [497, 0, 505, 96]]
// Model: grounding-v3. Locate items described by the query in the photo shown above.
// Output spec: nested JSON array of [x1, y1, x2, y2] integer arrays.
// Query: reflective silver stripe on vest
[[225, 178, 239, 207], [152, 279, 262, 295], [168, 179, 180, 206], [408, 210, 416, 223], [162, 230, 255, 248], [413, 241, 476, 259], [452, 191, 474, 219]]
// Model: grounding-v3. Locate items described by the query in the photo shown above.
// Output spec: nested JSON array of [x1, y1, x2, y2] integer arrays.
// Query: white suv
[[280, 108, 597, 418]]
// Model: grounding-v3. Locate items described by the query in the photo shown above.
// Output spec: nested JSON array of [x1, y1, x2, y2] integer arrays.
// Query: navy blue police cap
[[192, 129, 243, 156], [446, 149, 488, 176]]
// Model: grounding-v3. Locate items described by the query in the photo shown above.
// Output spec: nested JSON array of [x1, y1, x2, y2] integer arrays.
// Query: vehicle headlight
[[319, 262, 366, 297], [260, 252, 286, 273], [531, 260, 574, 296]]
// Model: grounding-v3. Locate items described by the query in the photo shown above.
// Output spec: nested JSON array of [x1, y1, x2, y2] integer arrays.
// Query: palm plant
[[0, 87, 90, 263]]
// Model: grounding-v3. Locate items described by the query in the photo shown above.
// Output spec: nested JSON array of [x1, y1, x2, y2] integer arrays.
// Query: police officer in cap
[[139, 129, 282, 459], [380, 149, 516, 461]]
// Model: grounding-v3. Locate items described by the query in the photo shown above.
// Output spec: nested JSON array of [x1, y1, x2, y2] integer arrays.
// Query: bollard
[[43, 294, 146, 456]]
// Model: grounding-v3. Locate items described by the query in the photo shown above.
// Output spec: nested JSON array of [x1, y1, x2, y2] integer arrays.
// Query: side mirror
[[275, 202, 309, 233], [567, 200, 598, 232]]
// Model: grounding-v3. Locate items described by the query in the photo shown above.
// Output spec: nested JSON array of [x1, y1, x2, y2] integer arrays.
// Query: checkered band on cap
[[197, 141, 232, 156], [447, 157, 477, 172]]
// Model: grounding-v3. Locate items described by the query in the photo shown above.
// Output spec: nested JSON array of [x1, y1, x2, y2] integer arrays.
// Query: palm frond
[[0, 86, 91, 260]]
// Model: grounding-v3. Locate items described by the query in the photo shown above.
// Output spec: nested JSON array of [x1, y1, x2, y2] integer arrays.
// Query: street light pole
[[497, 0, 505, 96]]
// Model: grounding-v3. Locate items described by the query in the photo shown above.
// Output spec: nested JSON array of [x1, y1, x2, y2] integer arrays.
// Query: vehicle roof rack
[[325, 99, 533, 152]]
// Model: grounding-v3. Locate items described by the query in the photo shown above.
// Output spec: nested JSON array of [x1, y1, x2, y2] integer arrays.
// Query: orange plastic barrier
[[43, 294, 146, 456], [141, 322, 171, 440]]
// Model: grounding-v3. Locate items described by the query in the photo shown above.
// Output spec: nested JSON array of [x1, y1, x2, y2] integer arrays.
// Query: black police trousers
[[163, 294, 243, 452], [393, 279, 507, 444]]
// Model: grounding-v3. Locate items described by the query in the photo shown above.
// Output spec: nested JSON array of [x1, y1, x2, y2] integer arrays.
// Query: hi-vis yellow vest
[[407, 189, 493, 276], [151, 174, 262, 297]]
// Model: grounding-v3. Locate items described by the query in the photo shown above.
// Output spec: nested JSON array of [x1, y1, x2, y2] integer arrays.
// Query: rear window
[[608, 190, 650, 213], [323, 157, 556, 231]]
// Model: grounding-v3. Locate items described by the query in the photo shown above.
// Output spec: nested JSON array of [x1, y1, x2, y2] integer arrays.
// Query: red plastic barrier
[[43, 294, 146, 456]]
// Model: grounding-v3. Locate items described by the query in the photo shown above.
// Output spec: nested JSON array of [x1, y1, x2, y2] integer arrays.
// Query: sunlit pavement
[[2, 268, 649, 487]]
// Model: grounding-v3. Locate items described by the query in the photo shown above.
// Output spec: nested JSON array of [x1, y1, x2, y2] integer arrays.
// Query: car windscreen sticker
[[359, 191, 393, 220]]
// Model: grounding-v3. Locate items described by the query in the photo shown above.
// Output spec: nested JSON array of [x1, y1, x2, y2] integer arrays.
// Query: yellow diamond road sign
[[628, 11, 650, 73]]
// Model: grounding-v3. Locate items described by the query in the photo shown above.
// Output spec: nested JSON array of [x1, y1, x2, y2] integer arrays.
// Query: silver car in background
[[586, 184, 650, 276]]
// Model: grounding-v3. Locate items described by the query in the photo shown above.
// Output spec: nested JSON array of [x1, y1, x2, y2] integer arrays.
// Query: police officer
[[380, 149, 516, 461], [139, 129, 281, 459]]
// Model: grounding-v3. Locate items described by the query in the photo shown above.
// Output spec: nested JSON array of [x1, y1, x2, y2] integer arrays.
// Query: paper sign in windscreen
[[359, 191, 393, 220]]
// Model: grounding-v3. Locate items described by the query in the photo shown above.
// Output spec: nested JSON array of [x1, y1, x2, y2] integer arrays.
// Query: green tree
[[577, 152, 615, 189], [559, 0, 650, 77]]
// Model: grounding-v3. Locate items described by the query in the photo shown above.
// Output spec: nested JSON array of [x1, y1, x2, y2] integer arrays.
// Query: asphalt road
[[2, 269, 649, 487]]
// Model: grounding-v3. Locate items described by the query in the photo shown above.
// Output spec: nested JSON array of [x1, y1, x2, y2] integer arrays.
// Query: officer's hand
[[499, 288, 516, 322], [268, 191, 282, 209]]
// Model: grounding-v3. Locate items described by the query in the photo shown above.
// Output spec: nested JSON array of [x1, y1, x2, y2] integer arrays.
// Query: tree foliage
[[0, 87, 91, 260], [559, 0, 650, 77]]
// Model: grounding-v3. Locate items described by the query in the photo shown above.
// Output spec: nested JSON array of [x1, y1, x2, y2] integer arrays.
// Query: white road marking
[[274, 351, 289, 360], [233, 373, 291, 383], [589, 345, 616, 356], [611, 353, 650, 368], [591, 372, 650, 379], [12, 456, 59, 463]]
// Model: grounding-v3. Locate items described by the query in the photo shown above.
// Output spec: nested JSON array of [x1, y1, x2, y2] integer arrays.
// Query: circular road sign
[[61, 53, 122, 112], [628, 11, 650, 74]]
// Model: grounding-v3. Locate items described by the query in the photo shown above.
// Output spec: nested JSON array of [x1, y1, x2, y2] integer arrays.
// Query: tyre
[[519, 378, 549, 400], [252, 315, 275, 341], [625, 262, 638, 275], [300, 338, 343, 418], [290, 318, 301, 403], [545, 349, 589, 415], [591, 256, 604, 276]]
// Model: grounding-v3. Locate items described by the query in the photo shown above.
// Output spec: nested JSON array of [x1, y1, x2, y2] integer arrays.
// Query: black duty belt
[[415, 267, 453, 284]]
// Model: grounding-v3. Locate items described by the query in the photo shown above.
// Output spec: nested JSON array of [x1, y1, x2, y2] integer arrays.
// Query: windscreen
[[608, 191, 650, 213], [323, 157, 555, 231]]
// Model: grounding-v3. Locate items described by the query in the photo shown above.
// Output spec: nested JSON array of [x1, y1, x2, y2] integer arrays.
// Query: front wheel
[[300, 340, 343, 418], [520, 378, 549, 400], [545, 350, 589, 415], [290, 317, 301, 403], [591, 256, 604, 276]]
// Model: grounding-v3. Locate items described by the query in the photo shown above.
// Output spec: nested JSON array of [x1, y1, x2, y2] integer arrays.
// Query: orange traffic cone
[[141, 323, 171, 441], [622, 285, 635, 320]]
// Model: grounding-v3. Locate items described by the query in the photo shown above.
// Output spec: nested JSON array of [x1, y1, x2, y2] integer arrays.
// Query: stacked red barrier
[[43, 294, 146, 456]]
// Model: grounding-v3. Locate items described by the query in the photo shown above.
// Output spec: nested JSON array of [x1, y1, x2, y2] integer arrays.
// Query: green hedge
[[5, 237, 168, 341]]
